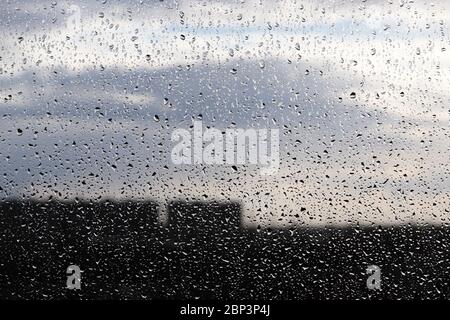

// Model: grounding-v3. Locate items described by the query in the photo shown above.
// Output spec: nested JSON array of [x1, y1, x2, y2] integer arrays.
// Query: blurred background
[[0, 0, 449, 299]]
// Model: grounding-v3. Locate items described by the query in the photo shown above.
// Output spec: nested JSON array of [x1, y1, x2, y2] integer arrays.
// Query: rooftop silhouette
[[1, 199, 449, 299]]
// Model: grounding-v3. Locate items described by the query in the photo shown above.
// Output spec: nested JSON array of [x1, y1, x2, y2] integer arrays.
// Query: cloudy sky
[[0, 0, 449, 227]]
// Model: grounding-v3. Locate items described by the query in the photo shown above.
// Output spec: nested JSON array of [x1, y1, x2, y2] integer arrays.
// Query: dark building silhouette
[[168, 200, 243, 299], [1, 199, 450, 299]]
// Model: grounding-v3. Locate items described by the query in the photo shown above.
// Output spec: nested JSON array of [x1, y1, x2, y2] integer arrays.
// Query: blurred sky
[[0, 0, 449, 227]]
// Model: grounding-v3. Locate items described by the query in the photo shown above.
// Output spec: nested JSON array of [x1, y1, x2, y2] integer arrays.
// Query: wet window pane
[[0, 0, 449, 301]]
